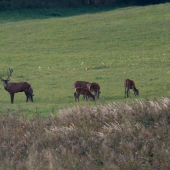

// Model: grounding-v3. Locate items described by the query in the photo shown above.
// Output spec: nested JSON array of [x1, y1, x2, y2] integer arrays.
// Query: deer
[[87, 82, 101, 99], [74, 87, 95, 102], [0, 68, 34, 104], [73, 81, 89, 99], [124, 79, 139, 98], [73, 81, 89, 89]]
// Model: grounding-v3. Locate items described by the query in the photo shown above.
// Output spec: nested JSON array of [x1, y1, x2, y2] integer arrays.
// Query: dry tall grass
[[0, 98, 170, 169]]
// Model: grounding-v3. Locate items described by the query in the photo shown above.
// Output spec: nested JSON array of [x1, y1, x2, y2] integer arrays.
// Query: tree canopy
[[0, 0, 169, 10]]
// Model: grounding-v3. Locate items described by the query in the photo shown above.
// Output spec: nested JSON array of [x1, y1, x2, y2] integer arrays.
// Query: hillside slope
[[0, 4, 170, 114]]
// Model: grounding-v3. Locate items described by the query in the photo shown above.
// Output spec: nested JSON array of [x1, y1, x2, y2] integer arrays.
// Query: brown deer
[[87, 82, 101, 99], [73, 81, 89, 89], [0, 68, 34, 104], [74, 87, 95, 102], [124, 79, 139, 98], [73, 81, 90, 99]]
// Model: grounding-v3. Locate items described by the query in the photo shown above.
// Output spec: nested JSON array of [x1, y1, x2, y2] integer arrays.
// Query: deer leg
[[25, 93, 29, 102], [78, 94, 79, 101], [10, 93, 14, 104], [97, 90, 99, 99], [26, 96, 29, 102], [74, 92, 76, 102], [127, 88, 129, 98], [93, 90, 96, 97], [75, 93, 80, 102], [29, 92, 33, 102], [74, 92, 77, 102], [86, 95, 88, 101], [30, 94, 33, 102], [125, 87, 127, 98]]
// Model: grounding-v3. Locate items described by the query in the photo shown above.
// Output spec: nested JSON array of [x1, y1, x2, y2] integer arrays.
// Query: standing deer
[[0, 68, 34, 104], [87, 82, 101, 99], [74, 87, 95, 102], [73, 81, 89, 89], [124, 79, 139, 98]]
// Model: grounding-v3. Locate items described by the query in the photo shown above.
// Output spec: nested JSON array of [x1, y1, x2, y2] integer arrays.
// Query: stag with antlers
[[0, 68, 34, 104]]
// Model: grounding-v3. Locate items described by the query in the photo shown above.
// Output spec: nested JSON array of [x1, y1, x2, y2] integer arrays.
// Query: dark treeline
[[0, 0, 169, 10]]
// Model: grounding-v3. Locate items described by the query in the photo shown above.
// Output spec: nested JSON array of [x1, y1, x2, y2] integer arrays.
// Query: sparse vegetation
[[0, 97, 170, 169]]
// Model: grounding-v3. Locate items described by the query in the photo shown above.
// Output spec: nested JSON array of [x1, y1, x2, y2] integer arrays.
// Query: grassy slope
[[0, 4, 170, 115]]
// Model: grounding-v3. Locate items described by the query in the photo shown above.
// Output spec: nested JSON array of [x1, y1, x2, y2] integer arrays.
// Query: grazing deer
[[87, 82, 101, 99], [0, 68, 34, 104], [73, 81, 89, 89], [124, 79, 139, 98], [74, 87, 95, 102], [73, 81, 89, 99]]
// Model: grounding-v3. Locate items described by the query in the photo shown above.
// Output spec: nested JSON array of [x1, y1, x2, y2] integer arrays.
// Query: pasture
[[0, 3, 170, 115]]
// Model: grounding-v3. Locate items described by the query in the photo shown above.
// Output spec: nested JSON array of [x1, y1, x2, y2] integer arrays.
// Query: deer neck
[[134, 86, 137, 92], [3, 81, 10, 91]]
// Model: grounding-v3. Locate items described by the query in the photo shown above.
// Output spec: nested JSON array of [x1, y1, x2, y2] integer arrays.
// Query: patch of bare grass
[[0, 98, 170, 169]]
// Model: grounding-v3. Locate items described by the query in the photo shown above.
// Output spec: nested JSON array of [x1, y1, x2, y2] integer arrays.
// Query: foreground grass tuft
[[0, 97, 170, 169]]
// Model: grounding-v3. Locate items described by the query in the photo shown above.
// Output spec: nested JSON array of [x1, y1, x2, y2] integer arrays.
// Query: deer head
[[135, 88, 139, 96], [0, 68, 13, 89]]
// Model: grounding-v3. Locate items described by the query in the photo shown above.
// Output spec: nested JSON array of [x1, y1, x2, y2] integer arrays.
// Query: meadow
[[0, 4, 170, 115], [0, 3, 170, 169]]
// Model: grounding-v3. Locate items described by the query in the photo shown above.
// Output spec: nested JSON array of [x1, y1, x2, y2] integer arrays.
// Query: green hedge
[[0, 0, 169, 10]]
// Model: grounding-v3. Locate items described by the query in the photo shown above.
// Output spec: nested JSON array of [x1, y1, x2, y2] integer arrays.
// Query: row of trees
[[0, 0, 169, 10]]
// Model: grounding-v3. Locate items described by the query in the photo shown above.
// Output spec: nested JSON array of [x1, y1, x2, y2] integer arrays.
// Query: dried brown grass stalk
[[0, 97, 170, 169]]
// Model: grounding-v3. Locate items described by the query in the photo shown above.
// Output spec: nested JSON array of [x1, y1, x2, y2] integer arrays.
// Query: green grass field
[[0, 3, 170, 115]]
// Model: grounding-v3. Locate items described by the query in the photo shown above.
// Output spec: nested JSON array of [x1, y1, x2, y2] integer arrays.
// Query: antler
[[7, 68, 13, 80]]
